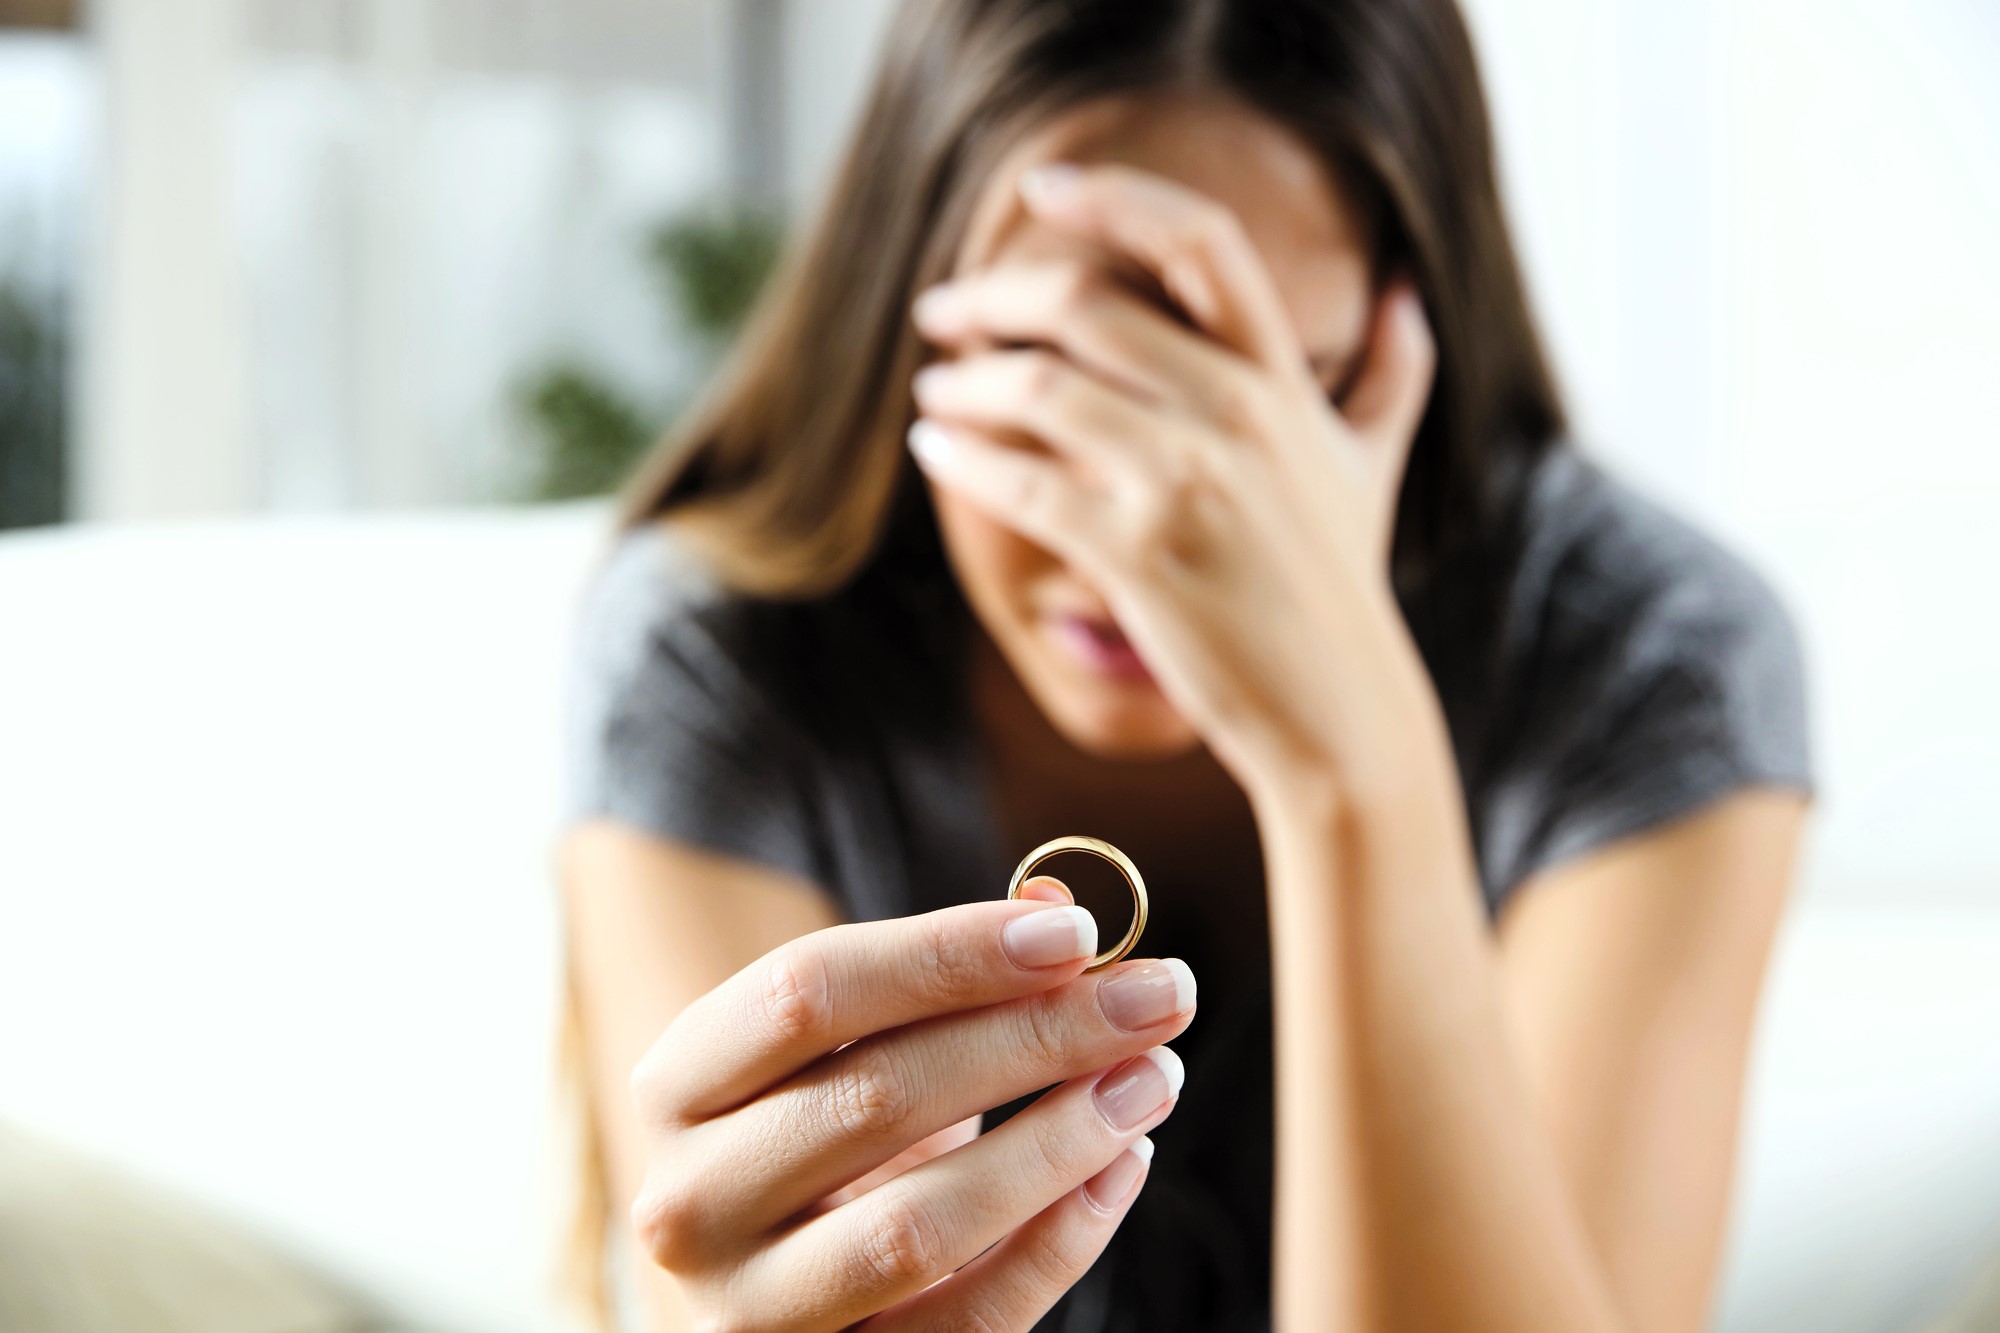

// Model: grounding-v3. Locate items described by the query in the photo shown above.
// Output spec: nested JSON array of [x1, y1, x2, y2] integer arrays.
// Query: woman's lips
[[1048, 612, 1154, 681]]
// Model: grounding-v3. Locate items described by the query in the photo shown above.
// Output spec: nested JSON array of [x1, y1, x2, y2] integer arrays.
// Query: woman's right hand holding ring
[[628, 884, 1197, 1330]]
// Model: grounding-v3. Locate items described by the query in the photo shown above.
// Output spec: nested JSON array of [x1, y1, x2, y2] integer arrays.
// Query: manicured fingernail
[[1148, 1046, 1185, 1097], [1020, 162, 1079, 204], [1083, 1136, 1152, 1212], [911, 362, 952, 398], [1002, 904, 1098, 968], [1096, 957, 1197, 1031], [906, 418, 957, 468], [912, 283, 962, 329], [1093, 1046, 1182, 1130]]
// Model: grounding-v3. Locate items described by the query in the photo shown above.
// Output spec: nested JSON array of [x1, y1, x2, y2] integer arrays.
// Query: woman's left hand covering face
[[904, 160, 1443, 800]]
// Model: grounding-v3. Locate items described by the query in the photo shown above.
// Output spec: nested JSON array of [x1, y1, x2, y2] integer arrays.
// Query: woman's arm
[[560, 819, 843, 1332], [562, 820, 1171, 1332], [1256, 757, 1806, 1332], [901, 159, 1810, 1330], [1496, 789, 1805, 1332]]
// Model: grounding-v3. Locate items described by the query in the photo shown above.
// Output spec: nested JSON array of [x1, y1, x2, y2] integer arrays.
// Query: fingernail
[[912, 283, 962, 329], [906, 418, 956, 468], [911, 362, 952, 397], [1083, 1136, 1153, 1212], [1092, 1046, 1183, 1130], [1001, 904, 1098, 968], [1020, 162, 1079, 204], [1096, 957, 1197, 1031]]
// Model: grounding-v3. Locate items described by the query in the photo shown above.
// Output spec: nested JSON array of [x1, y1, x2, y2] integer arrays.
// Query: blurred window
[[0, 5, 85, 529]]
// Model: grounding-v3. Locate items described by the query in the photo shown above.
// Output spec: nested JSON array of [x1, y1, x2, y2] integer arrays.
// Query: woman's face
[[921, 88, 1377, 761]]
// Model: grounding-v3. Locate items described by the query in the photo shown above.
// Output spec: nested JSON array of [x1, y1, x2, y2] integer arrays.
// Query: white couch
[[2, 505, 1997, 1332]]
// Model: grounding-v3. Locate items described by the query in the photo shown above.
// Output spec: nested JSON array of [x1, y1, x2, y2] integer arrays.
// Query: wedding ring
[[1006, 834, 1148, 971]]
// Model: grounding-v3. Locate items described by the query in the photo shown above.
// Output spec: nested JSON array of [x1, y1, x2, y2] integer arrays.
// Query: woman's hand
[[628, 888, 1195, 1331], [907, 161, 1442, 809]]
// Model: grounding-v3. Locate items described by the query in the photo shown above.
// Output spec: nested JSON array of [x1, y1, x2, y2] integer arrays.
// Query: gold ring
[[1006, 835, 1148, 972]]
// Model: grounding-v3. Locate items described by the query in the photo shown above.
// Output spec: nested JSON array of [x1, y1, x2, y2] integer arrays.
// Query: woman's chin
[[1029, 657, 1199, 759]]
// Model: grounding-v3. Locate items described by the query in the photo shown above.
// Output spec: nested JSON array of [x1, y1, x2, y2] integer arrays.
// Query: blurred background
[[1, 1, 1995, 1331]]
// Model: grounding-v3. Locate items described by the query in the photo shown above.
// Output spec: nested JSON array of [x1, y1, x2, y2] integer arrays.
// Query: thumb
[[1340, 277, 1435, 452], [1017, 876, 1075, 904]]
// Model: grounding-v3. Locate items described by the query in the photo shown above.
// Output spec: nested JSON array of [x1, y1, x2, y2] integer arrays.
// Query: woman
[[555, 0, 1814, 1329]]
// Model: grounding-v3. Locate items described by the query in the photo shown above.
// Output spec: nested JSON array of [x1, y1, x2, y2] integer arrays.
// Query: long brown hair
[[553, 0, 1565, 1324]]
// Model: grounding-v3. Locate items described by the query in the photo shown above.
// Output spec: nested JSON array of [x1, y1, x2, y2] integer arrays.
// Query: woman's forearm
[[1251, 743, 1628, 1332], [1254, 776, 1372, 1328]]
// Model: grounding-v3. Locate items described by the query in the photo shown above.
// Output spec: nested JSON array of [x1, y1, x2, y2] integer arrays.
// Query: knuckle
[[1006, 991, 1074, 1083], [1118, 486, 1181, 564], [1023, 1211, 1098, 1288], [857, 1187, 947, 1290], [1017, 472, 1097, 570], [956, 1296, 1015, 1333], [910, 911, 985, 1008], [956, 1296, 1008, 1328], [630, 1166, 707, 1273], [1055, 262, 1105, 319], [1206, 373, 1267, 439], [1122, 449, 1220, 566], [760, 940, 832, 1046], [1191, 200, 1245, 257], [1010, 462, 1056, 519], [1155, 446, 1206, 506], [1018, 348, 1065, 403], [1025, 1100, 1099, 1184], [824, 1042, 915, 1143]]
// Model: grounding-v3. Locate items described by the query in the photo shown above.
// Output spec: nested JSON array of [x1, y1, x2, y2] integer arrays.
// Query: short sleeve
[[559, 525, 828, 890], [1476, 470, 1816, 906]]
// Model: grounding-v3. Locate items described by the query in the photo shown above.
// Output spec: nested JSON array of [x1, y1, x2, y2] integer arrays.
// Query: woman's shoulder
[[560, 517, 966, 920], [1510, 445, 1792, 642], [561, 518, 836, 879], [1462, 442, 1815, 903], [569, 519, 816, 716], [571, 518, 739, 659]]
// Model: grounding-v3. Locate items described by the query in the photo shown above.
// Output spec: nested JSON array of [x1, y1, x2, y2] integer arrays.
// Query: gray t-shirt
[[559, 442, 1812, 1331]]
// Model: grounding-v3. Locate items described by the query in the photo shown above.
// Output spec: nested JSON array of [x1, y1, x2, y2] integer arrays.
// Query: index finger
[[634, 897, 1098, 1123], [1017, 160, 1306, 377]]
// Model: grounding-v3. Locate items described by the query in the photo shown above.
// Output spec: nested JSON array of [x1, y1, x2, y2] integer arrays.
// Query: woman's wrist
[[1245, 729, 1474, 922], [1240, 747, 1348, 843], [1242, 705, 1452, 836]]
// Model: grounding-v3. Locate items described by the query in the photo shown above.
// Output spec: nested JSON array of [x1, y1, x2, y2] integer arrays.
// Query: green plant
[[0, 270, 67, 530], [514, 199, 787, 502], [514, 363, 656, 502], [650, 203, 786, 342]]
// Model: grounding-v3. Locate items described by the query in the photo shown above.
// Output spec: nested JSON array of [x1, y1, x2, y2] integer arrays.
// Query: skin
[[560, 85, 1809, 1331]]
